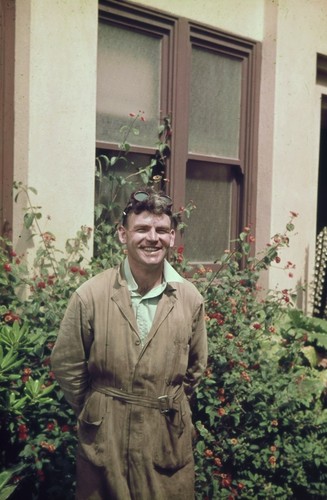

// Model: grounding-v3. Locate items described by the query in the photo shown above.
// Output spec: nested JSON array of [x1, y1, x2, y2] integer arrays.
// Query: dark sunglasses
[[130, 191, 173, 207]]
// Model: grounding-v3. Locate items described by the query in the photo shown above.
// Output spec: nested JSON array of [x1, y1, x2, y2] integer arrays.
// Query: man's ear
[[169, 229, 176, 248], [118, 225, 127, 245]]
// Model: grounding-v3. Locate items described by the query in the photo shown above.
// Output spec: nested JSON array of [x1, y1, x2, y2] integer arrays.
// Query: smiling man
[[51, 188, 207, 500]]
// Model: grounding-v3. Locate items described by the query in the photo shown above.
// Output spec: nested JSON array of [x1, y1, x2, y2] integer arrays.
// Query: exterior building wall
[[13, 0, 98, 258], [268, 0, 327, 309], [10, 0, 327, 311]]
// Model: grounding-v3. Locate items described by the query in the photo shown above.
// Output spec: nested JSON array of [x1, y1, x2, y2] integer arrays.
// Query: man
[[51, 188, 207, 500]]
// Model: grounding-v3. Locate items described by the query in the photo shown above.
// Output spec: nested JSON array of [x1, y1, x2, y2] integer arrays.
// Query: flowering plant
[[192, 215, 327, 499], [1, 114, 327, 500], [0, 113, 190, 499]]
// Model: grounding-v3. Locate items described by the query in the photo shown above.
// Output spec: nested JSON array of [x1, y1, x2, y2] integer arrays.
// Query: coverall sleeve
[[183, 300, 208, 399], [50, 292, 93, 416]]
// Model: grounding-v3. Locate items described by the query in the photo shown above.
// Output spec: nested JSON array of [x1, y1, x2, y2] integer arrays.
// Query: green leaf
[[24, 212, 35, 229], [0, 484, 18, 500], [301, 346, 319, 367], [98, 155, 110, 168]]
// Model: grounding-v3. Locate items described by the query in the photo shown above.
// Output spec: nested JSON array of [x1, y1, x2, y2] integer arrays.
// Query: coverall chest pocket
[[166, 338, 190, 385]]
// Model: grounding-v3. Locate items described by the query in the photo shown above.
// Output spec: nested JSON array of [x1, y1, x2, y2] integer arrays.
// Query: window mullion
[[169, 18, 191, 212]]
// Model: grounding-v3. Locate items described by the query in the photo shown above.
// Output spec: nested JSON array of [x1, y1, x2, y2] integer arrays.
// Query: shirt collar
[[123, 257, 184, 293]]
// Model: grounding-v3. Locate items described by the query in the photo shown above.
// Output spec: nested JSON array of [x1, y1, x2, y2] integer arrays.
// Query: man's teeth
[[143, 247, 158, 252]]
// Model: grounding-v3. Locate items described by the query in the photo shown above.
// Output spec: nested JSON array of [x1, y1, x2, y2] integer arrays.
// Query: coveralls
[[51, 260, 207, 500]]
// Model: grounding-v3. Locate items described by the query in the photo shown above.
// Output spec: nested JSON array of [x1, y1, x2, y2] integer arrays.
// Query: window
[[97, 1, 260, 265]]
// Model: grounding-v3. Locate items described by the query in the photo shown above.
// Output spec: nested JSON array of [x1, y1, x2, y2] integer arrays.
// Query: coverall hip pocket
[[152, 399, 193, 471], [77, 391, 109, 467]]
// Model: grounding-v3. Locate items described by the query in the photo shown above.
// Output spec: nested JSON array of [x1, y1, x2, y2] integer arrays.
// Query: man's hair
[[121, 187, 175, 228]]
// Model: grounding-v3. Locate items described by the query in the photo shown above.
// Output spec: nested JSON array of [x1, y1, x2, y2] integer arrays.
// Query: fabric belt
[[92, 384, 183, 414]]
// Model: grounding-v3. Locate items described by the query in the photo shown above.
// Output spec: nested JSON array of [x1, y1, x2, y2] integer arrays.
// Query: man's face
[[118, 211, 175, 272]]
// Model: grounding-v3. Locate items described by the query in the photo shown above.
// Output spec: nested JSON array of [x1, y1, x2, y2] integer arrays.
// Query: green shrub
[[192, 218, 327, 499], [1, 115, 326, 500], [0, 224, 90, 499]]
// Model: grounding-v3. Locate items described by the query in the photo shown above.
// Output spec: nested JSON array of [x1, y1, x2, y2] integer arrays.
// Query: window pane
[[97, 22, 161, 147], [95, 151, 153, 225], [189, 47, 242, 158], [184, 163, 232, 262]]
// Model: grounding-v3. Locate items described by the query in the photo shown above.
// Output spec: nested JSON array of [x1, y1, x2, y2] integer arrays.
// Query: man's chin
[[140, 250, 166, 265]]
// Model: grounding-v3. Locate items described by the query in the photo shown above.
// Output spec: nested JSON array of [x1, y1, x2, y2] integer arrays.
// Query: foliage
[[0, 113, 188, 499], [1, 115, 327, 500], [0, 190, 91, 499], [192, 217, 327, 499]]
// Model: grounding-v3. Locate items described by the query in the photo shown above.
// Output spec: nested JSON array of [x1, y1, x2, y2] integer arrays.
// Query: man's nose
[[146, 228, 159, 241]]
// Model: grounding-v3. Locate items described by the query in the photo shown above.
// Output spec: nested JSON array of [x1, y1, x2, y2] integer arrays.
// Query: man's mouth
[[142, 247, 161, 253]]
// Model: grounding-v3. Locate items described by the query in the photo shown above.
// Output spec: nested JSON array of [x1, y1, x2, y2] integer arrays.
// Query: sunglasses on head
[[122, 191, 173, 222], [130, 191, 173, 207]]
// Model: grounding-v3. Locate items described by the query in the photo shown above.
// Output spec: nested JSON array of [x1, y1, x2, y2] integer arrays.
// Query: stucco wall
[[267, 0, 327, 309], [11, 0, 327, 312], [133, 0, 265, 40], [13, 0, 98, 259]]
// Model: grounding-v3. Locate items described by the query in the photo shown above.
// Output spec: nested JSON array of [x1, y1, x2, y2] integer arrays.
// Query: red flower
[[241, 371, 251, 382], [43, 357, 51, 366], [252, 322, 261, 330], [36, 469, 45, 482], [37, 281, 46, 289], [4, 311, 20, 323], [18, 423, 28, 440], [18, 424, 28, 433], [3, 263, 11, 272], [204, 449, 213, 458], [70, 266, 79, 273], [220, 474, 232, 488]]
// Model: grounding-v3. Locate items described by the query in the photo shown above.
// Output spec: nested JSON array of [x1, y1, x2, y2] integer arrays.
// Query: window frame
[[0, 0, 15, 240], [98, 0, 261, 263]]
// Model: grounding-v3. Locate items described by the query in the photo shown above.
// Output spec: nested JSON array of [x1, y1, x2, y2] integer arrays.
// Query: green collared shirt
[[124, 258, 184, 345]]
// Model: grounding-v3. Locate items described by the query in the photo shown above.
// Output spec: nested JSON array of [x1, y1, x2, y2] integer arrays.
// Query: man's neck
[[129, 261, 164, 296]]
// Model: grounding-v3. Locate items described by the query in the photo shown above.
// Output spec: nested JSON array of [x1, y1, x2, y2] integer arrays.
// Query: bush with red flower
[[192, 214, 327, 499]]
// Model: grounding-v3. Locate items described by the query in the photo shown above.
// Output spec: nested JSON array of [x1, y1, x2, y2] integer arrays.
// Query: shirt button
[[135, 339, 141, 346]]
